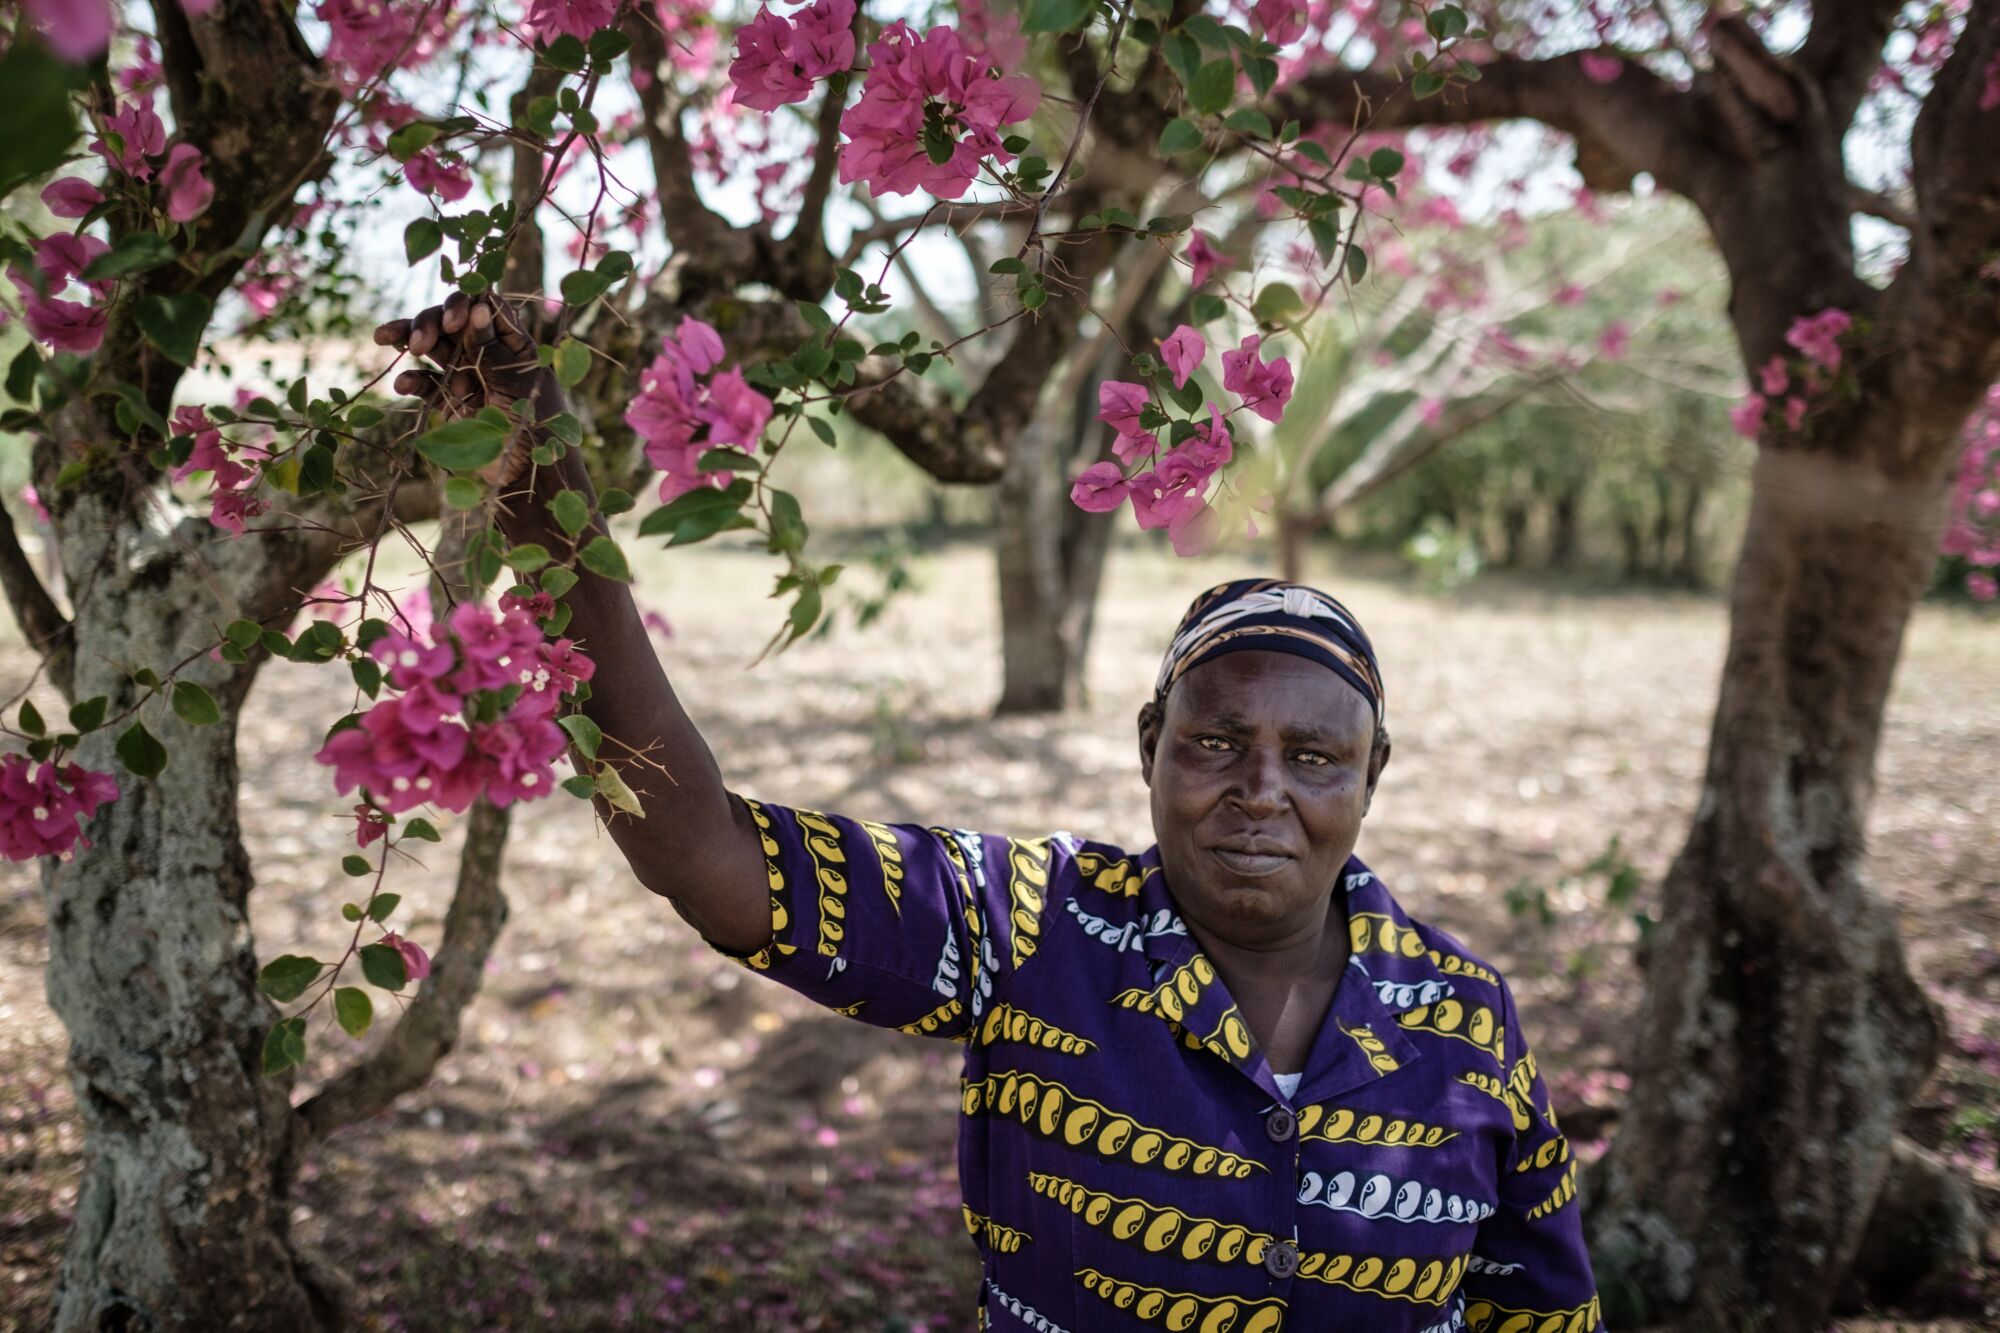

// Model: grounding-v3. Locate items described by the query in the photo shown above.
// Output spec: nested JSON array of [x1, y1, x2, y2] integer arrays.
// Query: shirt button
[[1264, 1240, 1300, 1279], [1264, 1107, 1297, 1143]]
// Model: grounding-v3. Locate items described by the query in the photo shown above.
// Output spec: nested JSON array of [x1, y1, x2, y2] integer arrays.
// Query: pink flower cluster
[[1252, 0, 1307, 47], [835, 21, 1040, 199], [404, 148, 473, 202], [1182, 231, 1229, 291], [21, 0, 115, 62], [170, 406, 269, 535], [316, 598, 595, 816], [316, 0, 458, 85], [8, 233, 113, 355], [379, 930, 433, 980], [0, 754, 120, 863], [1731, 308, 1854, 439], [525, 0, 622, 42], [1943, 386, 2000, 602], [728, 0, 855, 112], [623, 316, 772, 502]]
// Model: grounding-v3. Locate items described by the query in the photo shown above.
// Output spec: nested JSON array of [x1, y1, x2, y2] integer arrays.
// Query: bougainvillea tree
[[0, 1, 1994, 1331]]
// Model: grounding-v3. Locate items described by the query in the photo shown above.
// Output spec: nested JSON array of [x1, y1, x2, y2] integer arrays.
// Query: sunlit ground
[[2, 535, 1995, 1330]]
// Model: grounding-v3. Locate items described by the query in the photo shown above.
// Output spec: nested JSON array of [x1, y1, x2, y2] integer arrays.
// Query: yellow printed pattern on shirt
[[977, 1002, 1095, 1056], [962, 1070, 1263, 1178], [1005, 837, 1052, 969], [1296, 1104, 1460, 1149], [858, 819, 905, 915], [1339, 1019, 1402, 1074], [1349, 912, 1499, 984], [736, 800, 796, 972], [1073, 851, 1153, 897], [1396, 999, 1505, 1065], [1465, 1295, 1602, 1333], [1113, 953, 1218, 1022], [962, 1205, 1030, 1253], [794, 809, 849, 958], [1075, 1267, 1287, 1333]]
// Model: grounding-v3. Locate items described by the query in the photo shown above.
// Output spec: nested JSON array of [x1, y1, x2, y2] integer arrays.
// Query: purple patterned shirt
[[710, 798, 1604, 1333]]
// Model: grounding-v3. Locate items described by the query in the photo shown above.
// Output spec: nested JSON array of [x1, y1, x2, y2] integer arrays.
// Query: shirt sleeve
[[1459, 973, 1605, 1332], [700, 795, 1069, 1040]]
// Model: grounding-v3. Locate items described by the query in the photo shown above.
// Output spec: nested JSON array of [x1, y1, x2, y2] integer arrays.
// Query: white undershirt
[[1273, 1071, 1303, 1101]]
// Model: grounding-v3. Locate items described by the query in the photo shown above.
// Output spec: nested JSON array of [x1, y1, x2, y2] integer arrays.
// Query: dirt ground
[[1, 538, 1995, 1332]]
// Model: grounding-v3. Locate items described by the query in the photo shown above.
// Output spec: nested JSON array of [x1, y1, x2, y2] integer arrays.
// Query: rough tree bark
[[1282, 6, 2000, 1327]]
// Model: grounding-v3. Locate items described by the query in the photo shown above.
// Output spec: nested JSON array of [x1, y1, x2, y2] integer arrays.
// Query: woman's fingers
[[373, 318, 412, 348], [393, 368, 445, 399], [441, 290, 472, 335], [408, 304, 447, 359]]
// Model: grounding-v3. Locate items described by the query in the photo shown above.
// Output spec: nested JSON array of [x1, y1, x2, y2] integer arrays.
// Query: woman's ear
[[1362, 723, 1392, 816], [1137, 700, 1163, 786]]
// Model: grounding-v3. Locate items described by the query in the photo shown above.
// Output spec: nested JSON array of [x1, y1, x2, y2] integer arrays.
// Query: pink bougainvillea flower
[[404, 149, 473, 202], [317, 0, 455, 82], [836, 20, 1039, 199], [92, 99, 166, 179], [696, 368, 773, 451], [24, 0, 115, 63], [729, 0, 856, 111], [1252, 0, 1307, 47], [1111, 429, 1158, 466], [1758, 355, 1789, 396], [1785, 307, 1853, 372], [21, 486, 51, 525], [1579, 53, 1623, 84], [1595, 320, 1631, 362], [380, 931, 433, 981], [1069, 461, 1130, 514], [1784, 396, 1809, 431], [1096, 381, 1149, 436], [1968, 571, 1998, 601], [41, 177, 107, 219], [957, 0, 1025, 68], [208, 488, 268, 536], [1160, 325, 1206, 390], [33, 233, 112, 296], [1167, 500, 1220, 557], [1182, 230, 1228, 291], [159, 143, 214, 222], [1553, 282, 1587, 307], [0, 754, 120, 862], [1220, 334, 1293, 423], [353, 804, 391, 848], [1729, 394, 1767, 439], [525, 0, 621, 42], [7, 268, 108, 354], [1127, 467, 1205, 534]]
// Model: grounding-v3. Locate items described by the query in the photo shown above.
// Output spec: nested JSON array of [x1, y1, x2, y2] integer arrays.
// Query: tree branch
[[1798, 0, 1904, 134], [502, 64, 564, 300], [1280, 52, 1714, 199], [0, 500, 74, 701]]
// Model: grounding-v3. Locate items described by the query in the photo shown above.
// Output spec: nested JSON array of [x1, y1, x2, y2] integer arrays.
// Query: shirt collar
[[1125, 853, 1430, 1105]]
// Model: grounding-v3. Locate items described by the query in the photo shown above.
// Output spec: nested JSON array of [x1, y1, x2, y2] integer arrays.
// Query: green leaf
[[0, 43, 79, 198], [697, 449, 761, 474], [588, 27, 634, 62], [135, 292, 213, 367], [404, 218, 443, 263], [578, 536, 630, 582], [988, 257, 1026, 275], [416, 417, 508, 472], [559, 713, 602, 759], [1412, 70, 1446, 99], [1157, 118, 1203, 155], [351, 658, 382, 698], [342, 854, 372, 877], [403, 817, 442, 842], [595, 765, 645, 818], [540, 566, 579, 598], [1191, 294, 1228, 324], [503, 542, 551, 572], [387, 122, 441, 162], [1223, 108, 1273, 139], [19, 699, 44, 736], [554, 338, 591, 388], [559, 268, 615, 307], [170, 681, 220, 726], [636, 478, 752, 543], [6, 344, 41, 404], [1344, 243, 1369, 282], [116, 721, 168, 778], [366, 893, 402, 922], [1250, 282, 1305, 327], [796, 300, 835, 333], [82, 233, 177, 282], [258, 955, 324, 1003], [549, 489, 590, 534], [1243, 56, 1278, 99], [1188, 58, 1237, 117], [224, 618, 262, 648], [67, 696, 108, 733], [1368, 147, 1405, 179], [261, 1016, 307, 1075], [1018, 288, 1046, 312], [544, 33, 588, 71], [597, 488, 635, 516], [359, 942, 409, 992], [342, 903, 363, 922], [767, 489, 808, 554], [785, 583, 823, 646], [1023, 0, 1092, 32], [1426, 4, 1469, 41], [334, 987, 374, 1038], [561, 774, 596, 799], [443, 476, 484, 509]]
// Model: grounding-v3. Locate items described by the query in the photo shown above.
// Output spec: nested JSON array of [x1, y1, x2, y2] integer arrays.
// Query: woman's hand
[[372, 291, 562, 489]]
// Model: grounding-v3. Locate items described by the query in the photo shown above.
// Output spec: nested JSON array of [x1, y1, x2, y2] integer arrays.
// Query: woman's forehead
[[1167, 650, 1374, 731]]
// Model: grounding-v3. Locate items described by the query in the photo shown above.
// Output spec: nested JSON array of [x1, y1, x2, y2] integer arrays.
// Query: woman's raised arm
[[374, 292, 770, 951]]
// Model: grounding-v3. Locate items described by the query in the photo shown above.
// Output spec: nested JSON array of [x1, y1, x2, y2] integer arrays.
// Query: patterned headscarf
[[1153, 578, 1385, 727]]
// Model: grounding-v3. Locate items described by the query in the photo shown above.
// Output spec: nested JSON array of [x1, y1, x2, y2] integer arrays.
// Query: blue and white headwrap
[[1153, 578, 1385, 728]]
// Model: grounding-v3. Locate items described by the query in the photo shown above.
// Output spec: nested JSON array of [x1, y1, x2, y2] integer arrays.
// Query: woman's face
[[1140, 650, 1386, 950]]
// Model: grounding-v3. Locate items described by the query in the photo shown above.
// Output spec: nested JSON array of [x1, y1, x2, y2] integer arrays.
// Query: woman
[[376, 294, 1603, 1333]]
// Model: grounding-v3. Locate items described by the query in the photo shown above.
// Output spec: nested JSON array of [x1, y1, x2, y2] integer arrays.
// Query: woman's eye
[[1295, 751, 1331, 766], [1196, 736, 1231, 752]]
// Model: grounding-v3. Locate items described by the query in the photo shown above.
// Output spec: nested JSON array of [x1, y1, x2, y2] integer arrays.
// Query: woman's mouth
[[1210, 847, 1293, 877]]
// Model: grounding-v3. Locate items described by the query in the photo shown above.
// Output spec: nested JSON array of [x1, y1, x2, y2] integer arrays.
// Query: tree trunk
[[996, 415, 1083, 714], [40, 496, 345, 1332], [1673, 476, 1707, 589], [1277, 512, 1314, 583], [1549, 483, 1582, 570], [1584, 447, 1949, 1332], [1499, 499, 1530, 568]]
